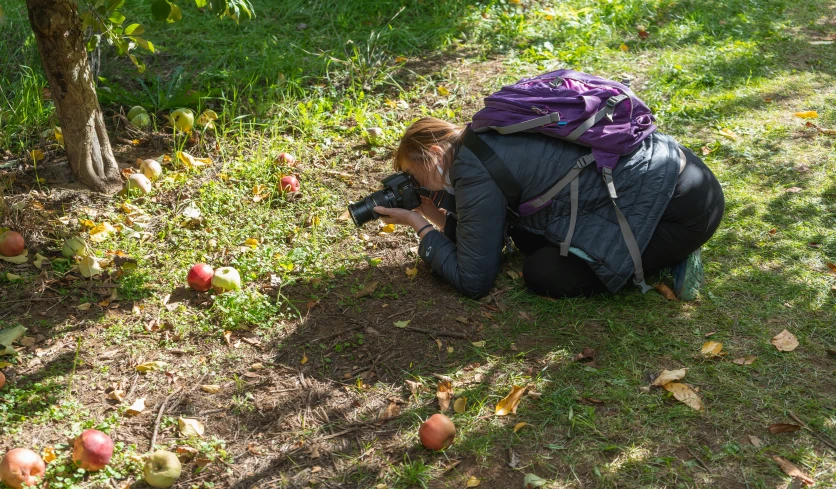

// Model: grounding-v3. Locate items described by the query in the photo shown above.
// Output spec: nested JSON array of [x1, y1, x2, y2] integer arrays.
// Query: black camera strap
[[461, 129, 521, 214], [417, 188, 456, 211]]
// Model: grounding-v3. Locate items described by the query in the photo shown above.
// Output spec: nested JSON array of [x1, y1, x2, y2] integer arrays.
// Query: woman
[[375, 117, 724, 300]]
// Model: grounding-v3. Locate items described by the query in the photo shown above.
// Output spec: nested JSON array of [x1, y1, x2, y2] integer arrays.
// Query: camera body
[[348, 172, 423, 227]]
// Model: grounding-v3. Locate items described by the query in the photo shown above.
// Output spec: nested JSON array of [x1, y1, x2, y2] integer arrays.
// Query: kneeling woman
[[375, 117, 724, 300]]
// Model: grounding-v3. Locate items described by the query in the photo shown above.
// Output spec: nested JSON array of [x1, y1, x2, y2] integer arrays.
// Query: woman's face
[[401, 145, 446, 191]]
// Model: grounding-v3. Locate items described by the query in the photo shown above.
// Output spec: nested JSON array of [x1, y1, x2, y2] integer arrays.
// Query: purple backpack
[[470, 69, 656, 171]]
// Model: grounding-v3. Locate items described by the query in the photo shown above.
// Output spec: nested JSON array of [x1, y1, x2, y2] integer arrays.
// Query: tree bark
[[25, 0, 122, 193]]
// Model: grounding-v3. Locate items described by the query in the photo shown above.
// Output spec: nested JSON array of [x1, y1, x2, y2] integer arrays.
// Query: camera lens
[[348, 189, 397, 227]]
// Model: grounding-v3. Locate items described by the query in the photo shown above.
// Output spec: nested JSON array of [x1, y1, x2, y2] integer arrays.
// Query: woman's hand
[[416, 196, 447, 229], [374, 206, 432, 237]]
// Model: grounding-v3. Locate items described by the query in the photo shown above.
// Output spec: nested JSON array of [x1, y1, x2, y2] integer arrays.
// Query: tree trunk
[[25, 0, 122, 193]]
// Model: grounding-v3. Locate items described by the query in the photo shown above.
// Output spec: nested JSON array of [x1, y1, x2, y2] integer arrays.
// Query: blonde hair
[[394, 117, 465, 173]]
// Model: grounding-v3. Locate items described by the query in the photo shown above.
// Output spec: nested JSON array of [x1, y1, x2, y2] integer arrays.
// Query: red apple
[[0, 371, 5, 390], [187, 263, 214, 292], [279, 175, 300, 193], [275, 152, 296, 165], [72, 429, 114, 471], [0, 448, 45, 489], [418, 413, 456, 451], [0, 231, 24, 257]]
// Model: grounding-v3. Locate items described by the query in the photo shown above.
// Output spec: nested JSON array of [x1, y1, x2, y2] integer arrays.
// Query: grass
[[1, 0, 836, 488]]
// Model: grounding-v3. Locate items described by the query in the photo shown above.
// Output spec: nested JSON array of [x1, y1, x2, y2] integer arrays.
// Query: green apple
[[211, 266, 241, 293], [125, 173, 152, 195], [127, 106, 147, 120], [62, 237, 89, 258], [171, 108, 194, 132], [143, 450, 182, 489], [131, 112, 151, 127]]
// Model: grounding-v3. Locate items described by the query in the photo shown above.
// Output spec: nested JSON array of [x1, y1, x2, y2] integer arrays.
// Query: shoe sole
[[676, 249, 704, 301]]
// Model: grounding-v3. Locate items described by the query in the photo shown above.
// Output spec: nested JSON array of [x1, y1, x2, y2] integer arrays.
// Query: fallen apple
[[0, 448, 45, 489], [279, 175, 300, 193], [62, 237, 89, 258], [366, 127, 384, 145], [72, 429, 114, 471], [418, 413, 456, 451], [125, 173, 152, 195], [0, 231, 24, 257], [131, 112, 151, 128], [171, 108, 194, 132], [127, 106, 147, 120], [275, 152, 296, 165], [143, 450, 182, 489], [0, 371, 5, 390], [187, 263, 214, 292], [140, 159, 163, 181], [211, 266, 241, 293]]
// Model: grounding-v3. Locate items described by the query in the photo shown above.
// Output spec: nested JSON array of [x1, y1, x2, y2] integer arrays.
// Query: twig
[[789, 411, 836, 452], [126, 373, 139, 400], [296, 323, 365, 347], [150, 388, 182, 450], [168, 373, 208, 412], [686, 447, 711, 473], [385, 307, 415, 319], [403, 326, 468, 339], [345, 352, 396, 380]]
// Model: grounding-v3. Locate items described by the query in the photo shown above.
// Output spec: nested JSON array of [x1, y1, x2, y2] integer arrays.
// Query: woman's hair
[[393, 117, 465, 173]]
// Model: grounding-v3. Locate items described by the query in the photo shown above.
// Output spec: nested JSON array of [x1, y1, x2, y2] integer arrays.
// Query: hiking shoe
[[672, 248, 704, 301]]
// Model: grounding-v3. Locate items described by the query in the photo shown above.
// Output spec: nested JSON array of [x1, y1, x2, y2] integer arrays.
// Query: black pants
[[511, 146, 725, 298]]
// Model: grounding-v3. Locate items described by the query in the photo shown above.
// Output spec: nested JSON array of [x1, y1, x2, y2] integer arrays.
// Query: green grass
[[1, 0, 836, 487]]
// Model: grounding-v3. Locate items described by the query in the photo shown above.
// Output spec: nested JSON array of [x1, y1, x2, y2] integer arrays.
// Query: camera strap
[[417, 188, 456, 211]]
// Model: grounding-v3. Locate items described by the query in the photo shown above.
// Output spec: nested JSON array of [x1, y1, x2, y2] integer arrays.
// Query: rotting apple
[[211, 266, 241, 293], [0, 448, 45, 489], [125, 173, 152, 195], [140, 159, 163, 181], [0, 371, 5, 390], [418, 413, 456, 451], [275, 152, 296, 165], [187, 263, 214, 292], [279, 175, 300, 193], [0, 231, 24, 257], [72, 429, 114, 471], [143, 450, 182, 489]]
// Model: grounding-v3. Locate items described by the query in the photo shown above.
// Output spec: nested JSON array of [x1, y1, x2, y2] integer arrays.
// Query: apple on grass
[[171, 108, 194, 133], [125, 173, 152, 195], [279, 175, 300, 193], [275, 152, 296, 165], [0, 371, 5, 390], [140, 159, 163, 181], [418, 413, 456, 451], [0, 448, 45, 489], [72, 429, 114, 471], [0, 231, 24, 257], [211, 267, 241, 293], [143, 450, 182, 489], [127, 106, 147, 121], [187, 263, 214, 292]]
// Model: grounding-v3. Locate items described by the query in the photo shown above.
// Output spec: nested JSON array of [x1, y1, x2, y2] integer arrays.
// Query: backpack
[[463, 70, 658, 293]]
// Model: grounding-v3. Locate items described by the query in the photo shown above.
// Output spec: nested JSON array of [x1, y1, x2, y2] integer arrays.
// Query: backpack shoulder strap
[[462, 129, 521, 212]]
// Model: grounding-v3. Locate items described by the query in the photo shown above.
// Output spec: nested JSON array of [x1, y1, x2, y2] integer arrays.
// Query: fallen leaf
[[527, 390, 542, 400], [435, 339, 443, 350], [380, 224, 396, 233], [89, 222, 116, 243], [405, 266, 418, 278], [700, 341, 725, 357], [619, 43, 629, 52], [250, 362, 264, 370], [108, 390, 126, 402], [393, 320, 410, 329], [654, 283, 677, 300], [507, 271, 521, 280], [507, 448, 520, 468], [455, 316, 469, 324], [496, 385, 526, 416], [201, 385, 221, 394], [42, 447, 57, 464], [518, 311, 531, 321], [719, 128, 739, 141], [0, 325, 26, 356], [701, 145, 713, 155], [176, 151, 210, 169], [437, 85, 449, 96], [772, 456, 815, 486], [125, 398, 146, 416], [465, 476, 480, 488], [471, 341, 486, 348], [651, 368, 687, 386], [513, 422, 528, 433], [405, 379, 422, 397], [33, 253, 48, 269], [794, 111, 818, 119], [437, 380, 453, 411], [662, 382, 704, 411], [136, 361, 167, 373], [454, 397, 467, 414], [771, 329, 799, 352], [524, 474, 548, 489], [381, 402, 401, 419], [244, 238, 259, 249], [747, 435, 763, 448], [732, 355, 757, 365], [195, 109, 218, 128], [178, 417, 205, 437], [6, 273, 21, 281], [768, 423, 801, 435], [300, 353, 308, 365], [78, 256, 102, 278], [0, 249, 28, 264], [354, 281, 379, 298], [446, 346, 454, 354]]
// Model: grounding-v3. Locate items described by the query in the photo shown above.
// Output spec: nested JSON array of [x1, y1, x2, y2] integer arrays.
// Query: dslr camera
[[348, 172, 422, 227]]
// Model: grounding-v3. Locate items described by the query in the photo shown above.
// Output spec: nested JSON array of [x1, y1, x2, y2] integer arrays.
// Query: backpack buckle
[[607, 94, 629, 107]]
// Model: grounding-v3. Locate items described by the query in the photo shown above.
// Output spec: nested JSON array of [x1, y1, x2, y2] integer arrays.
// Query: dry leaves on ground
[[496, 385, 526, 416], [771, 329, 799, 352], [354, 281, 379, 298], [700, 341, 726, 357], [772, 456, 815, 486], [437, 380, 453, 412], [768, 423, 801, 435], [662, 382, 704, 411], [655, 283, 677, 300], [454, 397, 467, 414], [651, 368, 687, 386], [732, 355, 757, 365], [178, 418, 205, 437]]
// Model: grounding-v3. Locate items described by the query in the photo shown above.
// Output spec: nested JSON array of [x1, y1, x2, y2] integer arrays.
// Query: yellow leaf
[[42, 447, 57, 464], [446, 346, 454, 354], [513, 422, 528, 433], [6, 273, 21, 281], [77, 303, 92, 311], [700, 341, 725, 357], [718, 128, 739, 141], [619, 43, 629, 52], [471, 341, 486, 348], [405, 266, 418, 278], [80, 219, 96, 229], [244, 238, 259, 249], [136, 361, 167, 372], [54, 127, 64, 147], [466, 476, 480, 488], [794, 110, 818, 119], [89, 222, 115, 243], [437, 380, 453, 412], [78, 256, 102, 278], [33, 253, 48, 269], [125, 398, 146, 416], [176, 151, 210, 169], [770, 329, 798, 352], [30, 149, 45, 161], [178, 417, 205, 437], [732, 355, 757, 365], [437, 85, 449, 96], [201, 385, 221, 394], [651, 368, 687, 386], [662, 382, 704, 411], [394, 56, 407, 63], [454, 397, 467, 414], [495, 385, 526, 416], [380, 223, 396, 233], [0, 362, 11, 369], [196, 109, 219, 128], [300, 353, 308, 365], [435, 338, 443, 350]]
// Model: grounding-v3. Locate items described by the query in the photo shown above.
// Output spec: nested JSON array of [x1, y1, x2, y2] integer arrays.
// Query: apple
[[171, 108, 194, 132], [127, 106, 147, 120], [125, 173, 152, 195], [140, 159, 163, 181], [0, 231, 24, 257], [143, 450, 182, 489], [62, 237, 89, 258], [72, 429, 114, 471], [366, 127, 384, 145], [211, 266, 241, 293], [279, 175, 300, 193], [418, 413, 456, 451], [0, 371, 5, 390], [131, 112, 151, 128], [275, 152, 296, 165], [0, 448, 45, 489], [187, 263, 214, 292]]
